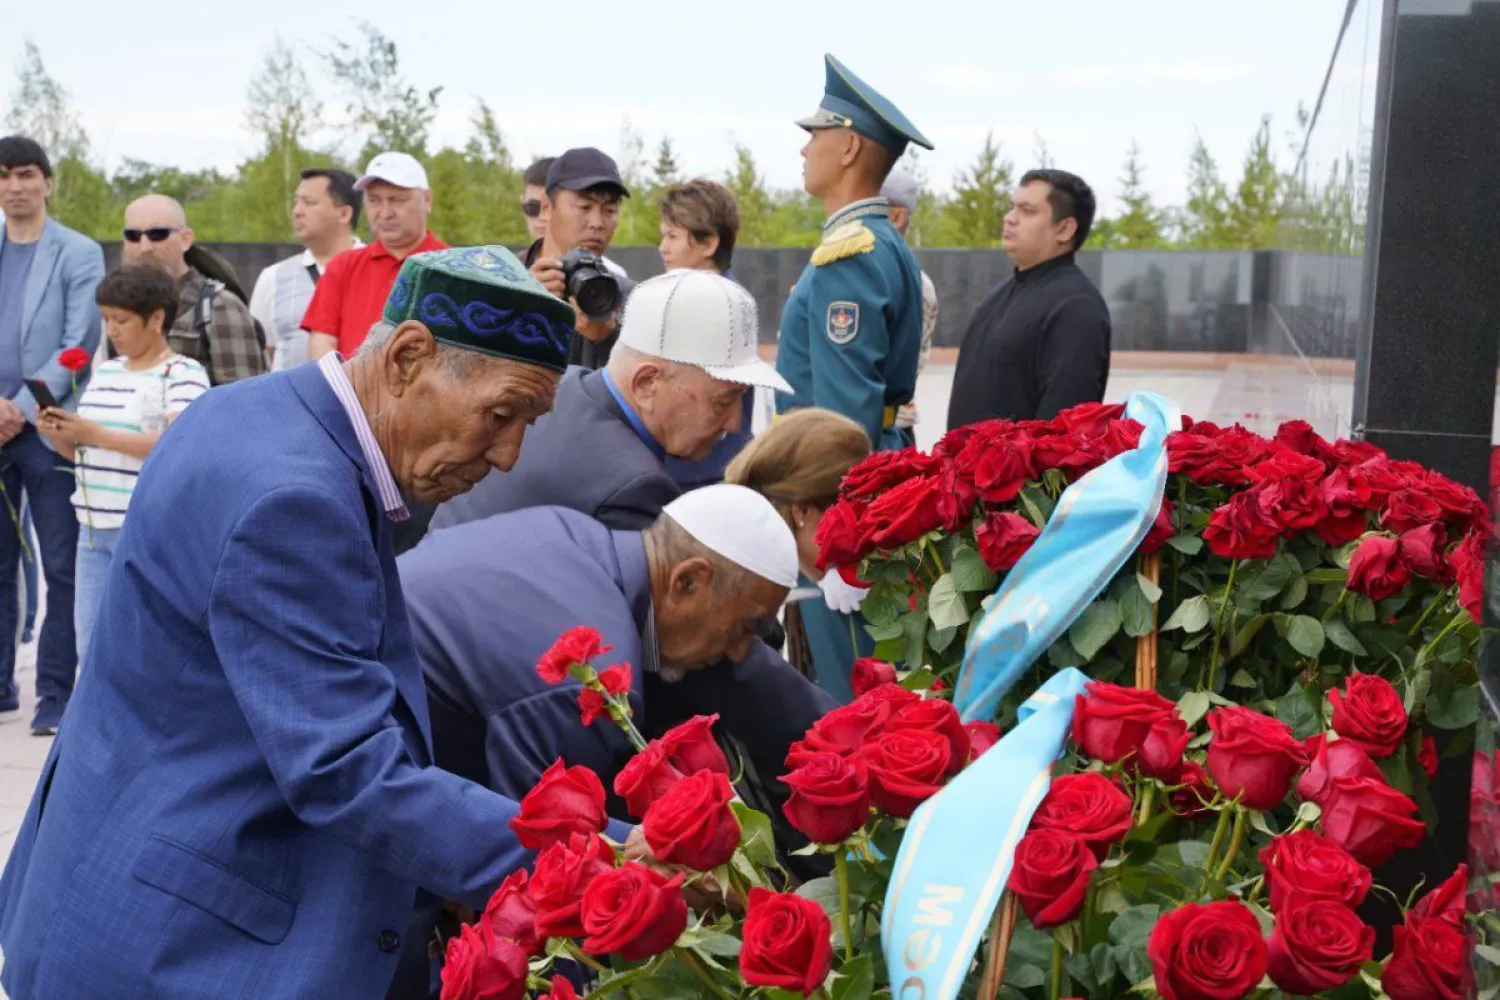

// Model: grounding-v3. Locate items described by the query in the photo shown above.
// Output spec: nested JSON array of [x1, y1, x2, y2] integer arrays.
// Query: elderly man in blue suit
[[0, 135, 104, 733], [0, 247, 584, 999]]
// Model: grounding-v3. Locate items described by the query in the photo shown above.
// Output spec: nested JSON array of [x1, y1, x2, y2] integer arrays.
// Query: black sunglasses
[[122, 226, 183, 243], [521, 199, 542, 218]]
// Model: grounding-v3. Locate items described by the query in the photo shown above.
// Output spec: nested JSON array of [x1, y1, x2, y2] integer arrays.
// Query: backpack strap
[[194, 280, 221, 384]]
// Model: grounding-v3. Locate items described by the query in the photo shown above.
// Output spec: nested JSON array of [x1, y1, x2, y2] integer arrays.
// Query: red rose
[[1422, 472, 1485, 530], [1053, 401, 1126, 434], [782, 751, 871, 844], [1334, 438, 1386, 466], [860, 729, 952, 818], [531, 832, 616, 939], [1346, 535, 1412, 600], [888, 697, 969, 776], [1359, 457, 1428, 505], [440, 921, 529, 1000], [1275, 420, 1339, 466], [849, 657, 898, 698], [859, 681, 922, 712], [578, 688, 607, 727], [1297, 734, 1382, 804], [510, 760, 607, 850], [1031, 429, 1100, 481], [1203, 489, 1283, 560], [1327, 673, 1407, 758], [598, 663, 632, 695], [538, 977, 577, 1000], [1140, 714, 1191, 781], [1419, 735, 1440, 780], [1140, 497, 1176, 555], [965, 720, 1001, 761], [862, 475, 945, 549], [1169, 760, 1216, 820], [964, 433, 1035, 504], [479, 870, 542, 957], [1382, 915, 1467, 1000], [933, 456, 979, 531], [839, 448, 939, 501], [1400, 522, 1452, 581], [613, 741, 686, 818], [537, 627, 611, 684], [975, 511, 1040, 572], [1071, 681, 1177, 767], [1255, 476, 1328, 533], [1382, 488, 1445, 533], [580, 863, 688, 961], [1007, 828, 1098, 928], [1030, 772, 1133, 858], [1413, 864, 1468, 926], [642, 769, 740, 871], [1258, 829, 1372, 913], [814, 499, 869, 568], [1248, 448, 1329, 486], [1266, 897, 1374, 995], [738, 888, 834, 997], [659, 714, 729, 777], [58, 347, 90, 372], [795, 694, 900, 762], [1147, 899, 1267, 1000], [1206, 706, 1309, 811], [1320, 775, 1426, 867], [1317, 467, 1377, 545], [1449, 529, 1486, 624], [1168, 426, 1269, 485]]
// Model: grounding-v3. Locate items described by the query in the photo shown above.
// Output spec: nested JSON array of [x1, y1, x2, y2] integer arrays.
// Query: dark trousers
[[0, 428, 79, 704]]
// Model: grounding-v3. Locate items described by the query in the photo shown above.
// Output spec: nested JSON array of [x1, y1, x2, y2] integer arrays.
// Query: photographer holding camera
[[520, 148, 634, 370]]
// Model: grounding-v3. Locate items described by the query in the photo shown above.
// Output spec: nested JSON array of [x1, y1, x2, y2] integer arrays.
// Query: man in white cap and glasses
[[304, 151, 448, 363], [880, 169, 939, 435], [393, 484, 801, 993]]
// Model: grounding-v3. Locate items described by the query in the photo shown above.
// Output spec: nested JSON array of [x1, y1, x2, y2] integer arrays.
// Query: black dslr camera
[[560, 249, 635, 321]]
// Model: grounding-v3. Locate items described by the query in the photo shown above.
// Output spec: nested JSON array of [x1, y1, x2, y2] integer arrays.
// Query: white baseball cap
[[880, 169, 919, 211], [662, 484, 800, 589], [354, 151, 430, 192], [618, 270, 792, 394]]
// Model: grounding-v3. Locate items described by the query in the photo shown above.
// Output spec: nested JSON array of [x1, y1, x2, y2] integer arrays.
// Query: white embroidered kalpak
[[661, 484, 799, 588]]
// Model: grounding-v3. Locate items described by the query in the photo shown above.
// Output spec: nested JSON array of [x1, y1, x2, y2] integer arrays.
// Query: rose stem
[[834, 850, 857, 961], [1204, 806, 1232, 872], [1048, 935, 1065, 1000], [923, 538, 946, 580], [565, 943, 608, 974], [1247, 875, 1265, 904], [1204, 559, 1241, 693], [589, 963, 653, 997], [674, 948, 736, 1000], [1214, 806, 1247, 882], [1136, 782, 1156, 827]]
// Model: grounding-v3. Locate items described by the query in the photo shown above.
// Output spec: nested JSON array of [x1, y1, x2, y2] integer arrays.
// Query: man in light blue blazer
[[0, 247, 585, 999], [0, 135, 103, 733]]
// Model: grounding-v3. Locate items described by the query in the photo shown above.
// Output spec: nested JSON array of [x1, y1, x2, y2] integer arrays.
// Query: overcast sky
[[9, 0, 1382, 214]]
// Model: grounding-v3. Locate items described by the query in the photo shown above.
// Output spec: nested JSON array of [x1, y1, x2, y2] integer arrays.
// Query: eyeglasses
[[122, 227, 183, 243], [521, 199, 542, 218]]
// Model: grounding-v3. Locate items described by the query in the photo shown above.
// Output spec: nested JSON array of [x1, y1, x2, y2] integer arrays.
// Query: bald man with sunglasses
[[121, 195, 267, 385]]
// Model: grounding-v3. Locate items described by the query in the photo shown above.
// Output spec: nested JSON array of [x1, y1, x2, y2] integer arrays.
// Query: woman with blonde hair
[[726, 407, 872, 700]]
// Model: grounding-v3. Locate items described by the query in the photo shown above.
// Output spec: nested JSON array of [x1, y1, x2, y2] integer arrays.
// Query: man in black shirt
[[947, 169, 1111, 429]]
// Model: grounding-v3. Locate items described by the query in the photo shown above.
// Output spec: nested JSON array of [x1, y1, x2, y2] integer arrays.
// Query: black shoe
[[30, 697, 64, 736]]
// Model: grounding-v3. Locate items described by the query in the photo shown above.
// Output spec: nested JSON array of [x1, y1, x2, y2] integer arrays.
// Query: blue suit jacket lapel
[[285, 363, 435, 757], [17, 220, 63, 341]]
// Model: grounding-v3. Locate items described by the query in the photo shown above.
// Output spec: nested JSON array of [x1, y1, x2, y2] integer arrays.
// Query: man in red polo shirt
[[304, 151, 447, 360]]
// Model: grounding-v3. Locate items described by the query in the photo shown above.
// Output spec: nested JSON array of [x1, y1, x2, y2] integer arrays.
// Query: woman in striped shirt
[[37, 264, 210, 667]]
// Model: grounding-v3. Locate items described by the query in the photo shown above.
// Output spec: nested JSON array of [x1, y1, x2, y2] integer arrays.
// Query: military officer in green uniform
[[776, 53, 933, 702]]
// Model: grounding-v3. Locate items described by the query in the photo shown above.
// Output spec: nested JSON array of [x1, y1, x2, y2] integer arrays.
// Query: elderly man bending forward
[[0, 247, 587, 999]]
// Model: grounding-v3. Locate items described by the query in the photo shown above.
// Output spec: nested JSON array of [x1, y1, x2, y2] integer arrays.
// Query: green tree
[[426, 100, 525, 246], [943, 131, 1012, 248], [1031, 131, 1054, 170], [4, 40, 115, 236], [611, 119, 661, 247], [723, 142, 776, 246], [1225, 116, 1283, 248], [1180, 132, 1232, 248], [322, 22, 442, 163], [1111, 141, 1165, 249], [650, 137, 680, 189]]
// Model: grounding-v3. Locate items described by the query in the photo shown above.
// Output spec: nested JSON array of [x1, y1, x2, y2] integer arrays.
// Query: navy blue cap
[[545, 147, 630, 198], [795, 54, 933, 155]]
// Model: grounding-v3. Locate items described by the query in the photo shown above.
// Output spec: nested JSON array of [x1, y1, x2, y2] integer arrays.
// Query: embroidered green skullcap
[[382, 245, 576, 372]]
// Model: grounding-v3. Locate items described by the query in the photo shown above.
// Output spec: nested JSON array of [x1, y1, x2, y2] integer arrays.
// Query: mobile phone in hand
[[23, 379, 60, 412]]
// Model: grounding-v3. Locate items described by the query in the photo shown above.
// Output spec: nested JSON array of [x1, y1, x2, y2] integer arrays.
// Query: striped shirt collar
[[824, 196, 891, 232], [316, 352, 409, 521]]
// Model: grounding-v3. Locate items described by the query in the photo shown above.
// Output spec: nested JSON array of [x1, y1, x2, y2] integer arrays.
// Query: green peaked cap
[[382, 246, 577, 372], [795, 53, 934, 155]]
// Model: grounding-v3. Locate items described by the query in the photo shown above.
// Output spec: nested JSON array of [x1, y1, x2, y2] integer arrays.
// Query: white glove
[[819, 570, 870, 615], [894, 402, 919, 430]]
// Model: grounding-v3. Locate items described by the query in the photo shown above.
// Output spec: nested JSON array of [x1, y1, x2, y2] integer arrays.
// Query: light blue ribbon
[[880, 391, 1179, 999]]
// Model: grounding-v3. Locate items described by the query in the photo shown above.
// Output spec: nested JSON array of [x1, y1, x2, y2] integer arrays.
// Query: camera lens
[[574, 274, 621, 320]]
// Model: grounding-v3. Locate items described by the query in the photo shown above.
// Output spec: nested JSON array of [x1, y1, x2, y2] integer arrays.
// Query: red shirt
[[301, 231, 449, 356]]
